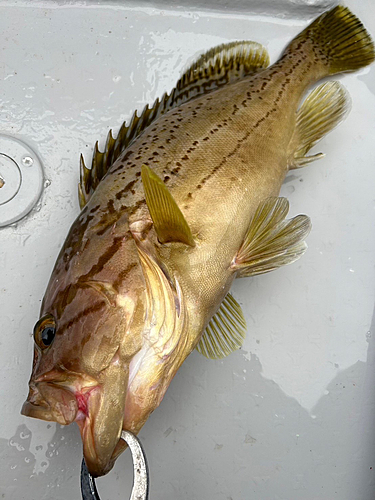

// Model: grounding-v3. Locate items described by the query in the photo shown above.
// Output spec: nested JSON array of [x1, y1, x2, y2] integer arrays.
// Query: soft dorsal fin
[[196, 293, 246, 359], [232, 197, 311, 277], [289, 81, 349, 169], [141, 165, 195, 247], [79, 41, 270, 208], [175, 41, 269, 104]]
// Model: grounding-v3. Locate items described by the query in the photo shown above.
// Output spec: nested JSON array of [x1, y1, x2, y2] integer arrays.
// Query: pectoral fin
[[141, 164, 195, 246], [232, 197, 311, 277], [289, 81, 349, 169], [196, 293, 246, 359]]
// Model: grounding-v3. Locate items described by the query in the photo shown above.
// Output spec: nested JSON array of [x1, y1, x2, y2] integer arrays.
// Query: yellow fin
[[286, 5, 374, 75], [232, 198, 311, 277], [78, 42, 269, 208], [196, 293, 246, 359], [178, 41, 269, 101], [141, 165, 195, 246], [290, 81, 349, 169]]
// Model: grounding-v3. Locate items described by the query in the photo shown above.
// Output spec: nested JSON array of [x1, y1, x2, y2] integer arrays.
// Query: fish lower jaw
[[75, 413, 122, 477], [74, 385, 124, 477]]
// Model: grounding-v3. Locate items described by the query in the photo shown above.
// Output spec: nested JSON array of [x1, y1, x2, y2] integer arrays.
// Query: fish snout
[[21, 381, 78, 425]]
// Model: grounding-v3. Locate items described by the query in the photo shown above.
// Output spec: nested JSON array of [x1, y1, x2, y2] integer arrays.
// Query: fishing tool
[[81, 431, 149, 500]]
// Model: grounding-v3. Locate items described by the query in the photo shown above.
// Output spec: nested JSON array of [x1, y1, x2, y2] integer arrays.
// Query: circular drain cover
[[0, 135, 44, 227]]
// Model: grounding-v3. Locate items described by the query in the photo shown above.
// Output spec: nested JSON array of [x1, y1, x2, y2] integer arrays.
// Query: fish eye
[[33, 314, 56, 349]]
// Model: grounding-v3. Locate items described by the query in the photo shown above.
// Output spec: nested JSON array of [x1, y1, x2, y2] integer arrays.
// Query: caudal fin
[[287, 5, 374, 75]]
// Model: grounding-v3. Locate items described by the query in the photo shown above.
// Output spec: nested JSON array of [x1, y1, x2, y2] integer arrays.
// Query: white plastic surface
[[0, 135, 44, 227], [0, 1, 374, 499]]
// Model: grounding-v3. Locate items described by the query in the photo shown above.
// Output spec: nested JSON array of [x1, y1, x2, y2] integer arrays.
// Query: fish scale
[[22, 6, 374, 478]]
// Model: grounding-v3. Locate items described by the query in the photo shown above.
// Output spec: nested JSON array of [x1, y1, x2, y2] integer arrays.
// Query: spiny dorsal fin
[[232, 198, 311, 277], [196, 293, 246, 359], [289, 81, 349, 169], [79, 41, 269, 209], [141, 165, 195, 247]]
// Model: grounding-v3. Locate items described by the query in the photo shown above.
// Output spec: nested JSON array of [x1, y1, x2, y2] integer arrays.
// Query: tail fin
[[287, 5, 374, 75]]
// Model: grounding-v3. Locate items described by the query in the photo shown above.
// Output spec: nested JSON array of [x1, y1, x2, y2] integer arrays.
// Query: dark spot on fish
[[107, 199, 115, 214], [89, 204, 101, 215], [116, 179, 137, 200]]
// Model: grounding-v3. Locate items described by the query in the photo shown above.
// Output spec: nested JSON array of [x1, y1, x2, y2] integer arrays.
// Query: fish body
[[22, 6, 374, 477]]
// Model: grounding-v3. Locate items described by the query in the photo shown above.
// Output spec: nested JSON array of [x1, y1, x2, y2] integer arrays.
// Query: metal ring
[[80, 431, 149, 500]]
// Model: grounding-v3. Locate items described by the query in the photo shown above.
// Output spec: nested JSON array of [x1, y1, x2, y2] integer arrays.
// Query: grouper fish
[[22, 6, 374, 477]]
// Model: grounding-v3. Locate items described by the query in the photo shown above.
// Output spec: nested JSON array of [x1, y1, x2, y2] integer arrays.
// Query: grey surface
[[0, 0, 375, 499]]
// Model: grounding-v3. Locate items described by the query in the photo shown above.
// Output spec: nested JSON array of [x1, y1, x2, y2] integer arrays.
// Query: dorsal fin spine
[[79, 41, 270, 207]]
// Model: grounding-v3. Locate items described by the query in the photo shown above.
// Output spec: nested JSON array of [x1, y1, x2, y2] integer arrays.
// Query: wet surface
[[0, 0, 374, 498]]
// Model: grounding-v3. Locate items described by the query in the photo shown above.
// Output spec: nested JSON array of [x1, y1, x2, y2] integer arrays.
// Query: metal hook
[[81, 430, 149, 500]]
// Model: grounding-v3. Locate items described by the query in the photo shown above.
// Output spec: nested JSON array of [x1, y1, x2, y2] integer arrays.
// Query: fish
[[21, 5, 374, 478]]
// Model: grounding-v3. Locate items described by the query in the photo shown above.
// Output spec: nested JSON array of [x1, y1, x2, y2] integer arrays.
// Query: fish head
[[22, 225, 147, 476]]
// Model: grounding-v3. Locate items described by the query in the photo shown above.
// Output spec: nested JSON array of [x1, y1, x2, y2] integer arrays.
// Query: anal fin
[[232, 198, 311, 277], [141, 165, 195, 247], [289, 81, 349, 169], [196, 293, 246, 359]]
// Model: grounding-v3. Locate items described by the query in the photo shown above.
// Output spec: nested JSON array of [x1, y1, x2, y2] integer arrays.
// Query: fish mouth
[[21, 364, 127, 477], [21, 382, 78, 425]]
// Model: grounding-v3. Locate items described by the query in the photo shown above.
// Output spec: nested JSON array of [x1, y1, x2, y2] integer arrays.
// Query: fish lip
[[21, 381, 80, 425], [21, 400, 56, 421]]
